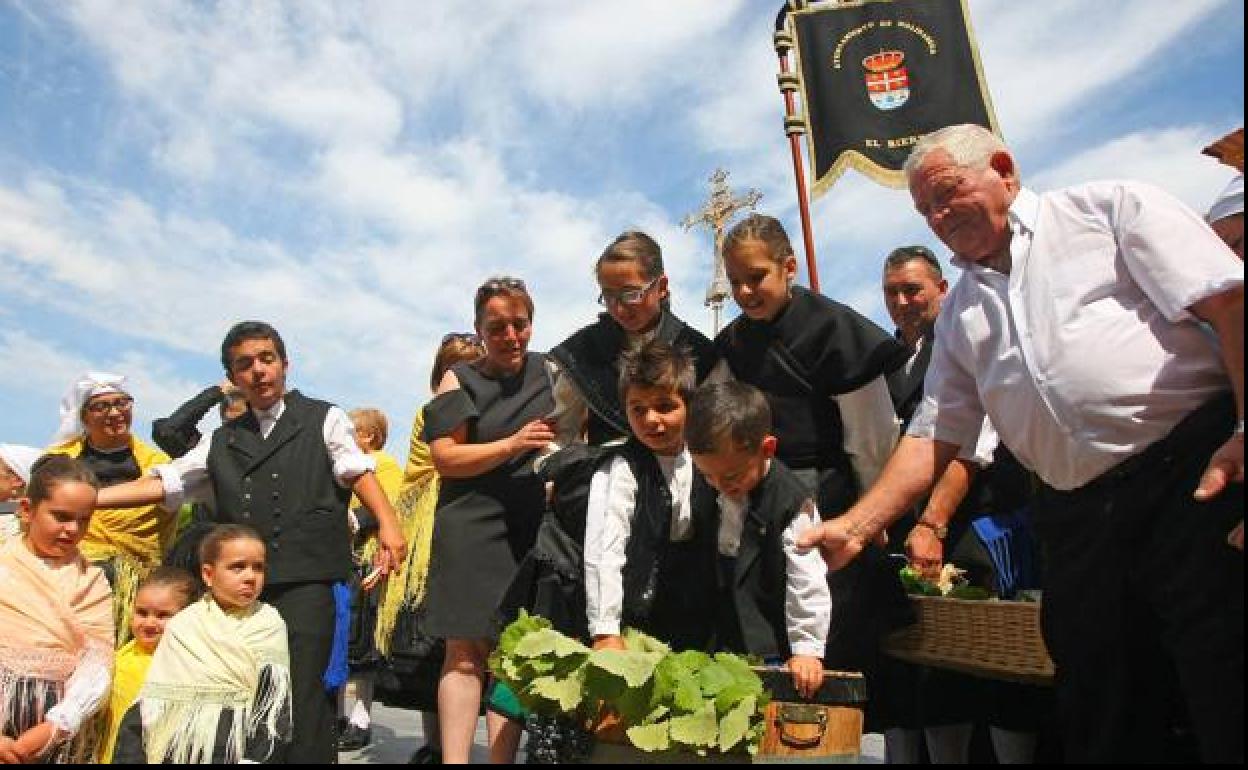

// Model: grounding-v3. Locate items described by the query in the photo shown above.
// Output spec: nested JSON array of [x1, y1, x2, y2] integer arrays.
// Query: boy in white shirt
[[687, 381, 832, 699], [583, 340, 718, 652]]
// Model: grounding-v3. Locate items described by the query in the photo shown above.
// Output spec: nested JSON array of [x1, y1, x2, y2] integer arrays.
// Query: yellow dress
[[96, 639, 153, 763]]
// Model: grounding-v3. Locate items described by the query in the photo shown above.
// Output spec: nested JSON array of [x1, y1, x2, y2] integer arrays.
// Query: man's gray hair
[[903, 124, 1014, 181]]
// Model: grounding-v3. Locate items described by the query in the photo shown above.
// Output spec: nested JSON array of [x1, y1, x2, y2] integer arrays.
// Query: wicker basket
[[882, 596, 1055, 686]]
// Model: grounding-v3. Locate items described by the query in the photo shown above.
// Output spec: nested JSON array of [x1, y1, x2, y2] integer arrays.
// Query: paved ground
[[339, 702, 886, 764]]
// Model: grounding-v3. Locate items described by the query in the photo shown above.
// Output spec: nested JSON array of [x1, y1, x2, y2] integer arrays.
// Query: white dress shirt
[[910, 183, 1243, 490], [717, 472, 832, 658], [154, 396, 375, 509], [582, 450, 694, 638]]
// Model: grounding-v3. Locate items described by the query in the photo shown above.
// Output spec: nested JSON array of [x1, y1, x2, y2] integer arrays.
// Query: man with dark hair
[[97, 321, 406, 764], [882, 245, 947, 423], [880, 245, 1041, 763], [802, 124, 1244, 763]]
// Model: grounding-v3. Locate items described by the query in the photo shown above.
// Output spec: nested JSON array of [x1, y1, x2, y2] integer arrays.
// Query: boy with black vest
[[582, 340, 719, 653], [687, 381, 831, 700], [95, 321, 406, 764]]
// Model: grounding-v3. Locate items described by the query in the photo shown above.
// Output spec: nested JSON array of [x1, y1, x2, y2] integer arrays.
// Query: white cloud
[[971, 0, 1227, 148]]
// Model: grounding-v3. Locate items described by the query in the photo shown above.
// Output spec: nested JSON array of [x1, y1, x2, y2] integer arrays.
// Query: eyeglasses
[[598, 276, 660, 307], [441, 332, 481, 346], [478, 277, 527, 294], [84, 396, 134, 415]]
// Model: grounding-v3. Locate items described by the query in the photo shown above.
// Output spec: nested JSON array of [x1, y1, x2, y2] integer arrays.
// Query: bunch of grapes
[[524, 715, 594, 764]]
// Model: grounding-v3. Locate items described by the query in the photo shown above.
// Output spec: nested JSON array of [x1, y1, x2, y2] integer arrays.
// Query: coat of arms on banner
[[863, 50, 909, 110]]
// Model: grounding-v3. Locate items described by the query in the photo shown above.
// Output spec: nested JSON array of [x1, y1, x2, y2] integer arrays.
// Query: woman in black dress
[[423, 276, 555, 764]]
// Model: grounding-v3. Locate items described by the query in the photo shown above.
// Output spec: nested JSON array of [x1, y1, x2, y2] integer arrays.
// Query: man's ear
[[989, 151, 1020, 194], [761, 435, 779, 459]]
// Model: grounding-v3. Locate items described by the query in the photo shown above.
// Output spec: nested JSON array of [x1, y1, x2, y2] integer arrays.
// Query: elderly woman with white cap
[[1208, 173, 1244, 260], [0, 443, 41, 542], [43, 372, 174, 642]]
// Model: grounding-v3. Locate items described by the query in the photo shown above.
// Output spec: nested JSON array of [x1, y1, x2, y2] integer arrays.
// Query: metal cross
[[682, 169, 763, 334]]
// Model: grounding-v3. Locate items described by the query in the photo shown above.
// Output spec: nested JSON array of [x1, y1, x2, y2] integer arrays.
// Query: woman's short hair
[[473, 276, 534, 326]]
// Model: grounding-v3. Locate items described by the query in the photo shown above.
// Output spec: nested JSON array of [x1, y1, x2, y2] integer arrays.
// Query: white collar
[[252, 398, 286, 423]]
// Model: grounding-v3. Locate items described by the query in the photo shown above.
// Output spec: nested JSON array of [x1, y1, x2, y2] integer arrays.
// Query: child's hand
[[787, 655, 824, 700], [12, 722, 57, 762], [592, 635, 627, 652], [0, 735, 22, 764]]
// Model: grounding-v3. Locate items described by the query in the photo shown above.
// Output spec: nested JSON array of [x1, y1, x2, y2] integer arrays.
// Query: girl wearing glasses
[[547, 231, 720, 448], [45, 372, 175, 646], [422, 277, 555, 763]]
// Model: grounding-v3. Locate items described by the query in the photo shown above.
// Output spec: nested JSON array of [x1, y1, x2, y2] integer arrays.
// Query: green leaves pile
[[489, 612, 768, 755]]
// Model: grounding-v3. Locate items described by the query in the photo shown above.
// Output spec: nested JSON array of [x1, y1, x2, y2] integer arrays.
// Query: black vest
[[551, 311, 718, 446], [718, 460, 811, 659], [207, 390, 353, 585]]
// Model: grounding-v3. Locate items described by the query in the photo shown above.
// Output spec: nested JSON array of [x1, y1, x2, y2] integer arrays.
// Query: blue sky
[[1, 0, 1243, 459]]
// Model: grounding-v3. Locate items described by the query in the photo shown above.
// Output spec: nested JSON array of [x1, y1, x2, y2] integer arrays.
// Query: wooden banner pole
[[774, 12, 821, 293]]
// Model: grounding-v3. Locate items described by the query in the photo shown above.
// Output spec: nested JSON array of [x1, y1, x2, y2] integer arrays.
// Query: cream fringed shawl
[[139, 597, 291, 764], [0, 539, 114, 756]]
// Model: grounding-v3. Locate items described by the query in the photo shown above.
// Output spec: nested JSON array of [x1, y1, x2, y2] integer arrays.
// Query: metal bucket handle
[[775, 703, 827, 749]]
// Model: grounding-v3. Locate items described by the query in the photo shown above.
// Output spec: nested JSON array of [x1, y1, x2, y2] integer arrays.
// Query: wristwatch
[[916, 518, 948, 540], [1236, 419, 1245, 435]]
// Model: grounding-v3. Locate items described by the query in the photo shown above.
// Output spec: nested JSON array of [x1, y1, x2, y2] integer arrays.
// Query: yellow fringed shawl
[[139, 597, 291, 764], [44, 435, 174, 567], [373, 407, 440, 656]]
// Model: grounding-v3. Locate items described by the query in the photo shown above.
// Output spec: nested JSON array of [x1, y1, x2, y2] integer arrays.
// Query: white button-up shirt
[[154, 396, 375, 509], [909, 183, 1242, 491], [582, 450, 695, 638]]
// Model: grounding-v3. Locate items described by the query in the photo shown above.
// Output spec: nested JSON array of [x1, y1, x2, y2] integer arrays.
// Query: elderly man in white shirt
[[800, 124, 1243, 764]]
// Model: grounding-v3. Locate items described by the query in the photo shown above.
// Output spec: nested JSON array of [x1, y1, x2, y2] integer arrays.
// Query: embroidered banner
[[788, 0, 999, 193]]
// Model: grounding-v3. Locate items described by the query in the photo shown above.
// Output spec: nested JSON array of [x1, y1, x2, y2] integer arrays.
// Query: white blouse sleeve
[[834, 375, 901, 492], [324, 406, 377, 487], [45, 642, 113, 738], [783, 503, 832, 658], [583, 456, 637, 638], [152, 438, 213, 510]]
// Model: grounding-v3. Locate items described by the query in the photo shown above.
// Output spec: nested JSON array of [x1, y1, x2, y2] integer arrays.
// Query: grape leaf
[[588, 648, 662, 688], [496, 610, 550, 658], [668, 701, 719, 748], [717, 695, 755, 752], [513, 628, 590, 660], [713, 680, 762, 715], [696, 661, 735, 696], [672, 649, 712, 673], [626, 722, 672, 752], [529, 668, 587, 712], [623, 627, 671, 655]]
